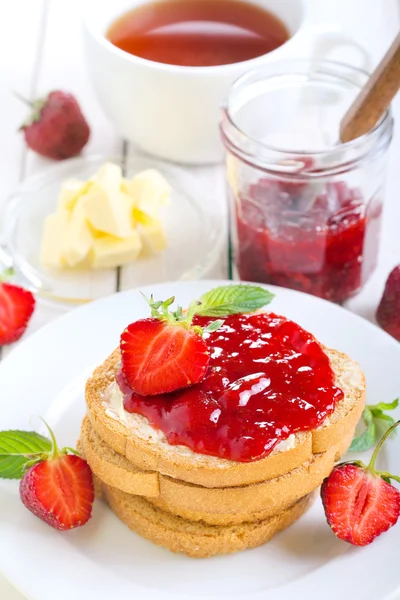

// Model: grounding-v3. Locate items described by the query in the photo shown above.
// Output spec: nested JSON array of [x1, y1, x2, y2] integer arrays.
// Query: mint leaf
[[196, 285, 274, 317], [349, 399, 399, 453], [349, 408, 376, 452], [373, 411, 396, 440], [369, 399, 399, 412], [0, 430, 51, 479], [370, 408, 395, 424]]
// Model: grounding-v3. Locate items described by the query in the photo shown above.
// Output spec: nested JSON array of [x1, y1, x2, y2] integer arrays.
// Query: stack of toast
[[81, 346, 365, 558]]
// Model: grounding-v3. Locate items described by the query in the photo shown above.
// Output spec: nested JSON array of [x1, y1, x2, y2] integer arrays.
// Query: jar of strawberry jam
[[220, 61, 393, 303]]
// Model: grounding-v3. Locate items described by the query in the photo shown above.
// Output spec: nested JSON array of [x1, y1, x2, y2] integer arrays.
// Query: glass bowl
[[1, 154, 225, 308]]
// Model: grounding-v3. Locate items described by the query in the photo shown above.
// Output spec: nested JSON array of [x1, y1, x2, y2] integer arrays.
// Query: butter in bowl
[[2, 154, 224, 307], [41, 162, 169, 270]]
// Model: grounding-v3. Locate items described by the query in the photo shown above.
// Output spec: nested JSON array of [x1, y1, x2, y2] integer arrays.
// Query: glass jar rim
[[221, 59, 393, 177]]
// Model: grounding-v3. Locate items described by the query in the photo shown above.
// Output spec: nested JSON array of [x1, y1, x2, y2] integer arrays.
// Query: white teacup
[[83, 0, 370, 165]]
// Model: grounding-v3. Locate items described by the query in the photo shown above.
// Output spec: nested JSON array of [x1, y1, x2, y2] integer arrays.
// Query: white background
[[0, 0, 399, 597]]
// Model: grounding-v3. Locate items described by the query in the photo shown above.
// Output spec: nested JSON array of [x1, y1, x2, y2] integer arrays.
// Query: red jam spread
[[234, 179, 382, 303], [117, 313, 344, 462]]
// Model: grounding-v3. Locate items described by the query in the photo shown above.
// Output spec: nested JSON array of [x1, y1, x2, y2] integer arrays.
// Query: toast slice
[[80, 415, 353, 525], [85, 346, 365, 488], [94, 475, 316, 558]]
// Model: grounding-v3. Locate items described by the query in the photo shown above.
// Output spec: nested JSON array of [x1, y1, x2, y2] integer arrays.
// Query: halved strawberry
[[321, 420, 400, 546], [119, 286, 275, 396], [0, 280, 35, 345], [10, 421, 95, 531], [20, 454, 94, 530], [121, 317, 210, 396]]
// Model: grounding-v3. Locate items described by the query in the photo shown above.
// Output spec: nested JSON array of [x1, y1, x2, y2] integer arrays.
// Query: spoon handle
[[340, 32, 400, 143]]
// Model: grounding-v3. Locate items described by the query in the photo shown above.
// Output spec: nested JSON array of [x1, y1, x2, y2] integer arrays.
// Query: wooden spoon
[[340, 32, 400, 143]]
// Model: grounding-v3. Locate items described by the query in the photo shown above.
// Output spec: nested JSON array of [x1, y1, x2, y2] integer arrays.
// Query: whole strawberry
[[376, 265, 400, 341], [0, 270, 35, 345], [19, 90, 90, 160], [321, 420, 400, 546], [0, 422, 94, 530]]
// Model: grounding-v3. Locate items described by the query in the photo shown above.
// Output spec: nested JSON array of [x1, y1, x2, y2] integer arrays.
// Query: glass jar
[[220, 60, 393, 303]]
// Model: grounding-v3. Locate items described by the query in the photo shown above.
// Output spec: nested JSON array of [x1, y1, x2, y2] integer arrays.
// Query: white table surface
[[0, 0, 399, 598]]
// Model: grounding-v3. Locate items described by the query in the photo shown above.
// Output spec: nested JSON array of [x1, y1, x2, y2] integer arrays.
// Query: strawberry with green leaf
[[0, 422, 94, 531], [120, 284, 274, 396], [322, 420, 400, 546]]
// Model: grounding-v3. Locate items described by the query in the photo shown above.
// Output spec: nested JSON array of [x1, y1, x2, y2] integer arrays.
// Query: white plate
[[0, 280, 400, 600]]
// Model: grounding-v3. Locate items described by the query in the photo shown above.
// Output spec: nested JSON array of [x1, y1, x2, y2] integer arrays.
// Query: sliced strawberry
[[321, 419, 400, 546], [321, 464, 400, 545], [0, 282, 35, 345], [120, 317, 210, 395], [19, 454, 94, 531]]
